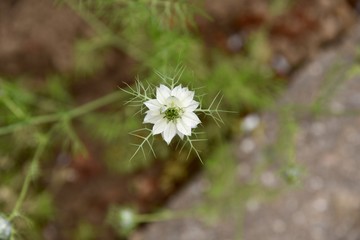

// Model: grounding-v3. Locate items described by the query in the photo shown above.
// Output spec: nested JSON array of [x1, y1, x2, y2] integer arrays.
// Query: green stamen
[[164, 107, 181, 121]]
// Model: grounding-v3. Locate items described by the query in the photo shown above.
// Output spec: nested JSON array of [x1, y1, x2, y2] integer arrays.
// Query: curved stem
[[8, 134, 49, 221], [67, 91, 123, 118], [1, 98, 26, 118], [0, 91, 123, 136]]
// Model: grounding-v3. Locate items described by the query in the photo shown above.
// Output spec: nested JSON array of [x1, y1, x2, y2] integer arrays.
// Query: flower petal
[[143, 111, 163, 124], [180, 91, 195, 107], [171, 86, 187, 99], [164, 95, 181, 107], [166, 85, 197, 108], [176, 118, 192, 136], [171, 85, 182, 97], [182, 112, 201, 128], [184, 100, 199, 112], [144, 99, 162, 111], [177, 130, 184, 140], [152, 118, 167, 135], [156, 85, 171, 104], [162, 122, 176, 145]]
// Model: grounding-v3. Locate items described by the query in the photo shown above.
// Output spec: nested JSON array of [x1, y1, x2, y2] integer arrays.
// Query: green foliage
[[311, 60, 349, 115], [270, 0, 295, 16], [268, 106, 304, 184], [204, 55, 282, 111], [74, 38, 109, 76], [74, 221, 96, 240], [28, 191, 54, 222], [1, 80, 34, 122]]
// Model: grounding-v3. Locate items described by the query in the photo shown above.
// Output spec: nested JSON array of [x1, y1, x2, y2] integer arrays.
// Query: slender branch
[[9, 134, 49, 221], [0, 91, 123, 136], [1, 98, 26, 118], [129, 130, 155, 161]]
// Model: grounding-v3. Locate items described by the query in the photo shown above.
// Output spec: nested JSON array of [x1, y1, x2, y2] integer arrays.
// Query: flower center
[[164, 107, 182, 121]]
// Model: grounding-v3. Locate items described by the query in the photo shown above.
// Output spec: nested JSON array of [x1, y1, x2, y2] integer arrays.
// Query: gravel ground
[[132, 21, 360, 240]]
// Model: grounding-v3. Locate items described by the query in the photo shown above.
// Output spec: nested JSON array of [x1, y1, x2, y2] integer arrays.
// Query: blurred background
[[0, 0, 359, 239]]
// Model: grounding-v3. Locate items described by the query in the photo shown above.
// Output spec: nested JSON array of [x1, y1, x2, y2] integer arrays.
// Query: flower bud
[[0, 216, 11, 240], [282, 165, 302, 184], [118, 208, 137, 235]]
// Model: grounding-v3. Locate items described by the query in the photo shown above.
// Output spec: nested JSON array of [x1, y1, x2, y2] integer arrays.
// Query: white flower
[[144, 84, 201, 144]]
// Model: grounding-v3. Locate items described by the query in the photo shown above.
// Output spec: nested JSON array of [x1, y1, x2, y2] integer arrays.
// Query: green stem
[[0, 91, 123, 136], [2, 98, 26, 118], [9, 134, 48, 221], [194, 109, 237, 113], [67, 91, 123, 118]]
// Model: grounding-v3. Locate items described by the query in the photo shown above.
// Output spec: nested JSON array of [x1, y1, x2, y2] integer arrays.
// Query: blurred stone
[[226, 32, 244, 52], [241, 114, 260, 132], [271, 54, 291, 75], [240, 138, 256, 153]]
